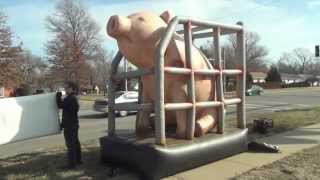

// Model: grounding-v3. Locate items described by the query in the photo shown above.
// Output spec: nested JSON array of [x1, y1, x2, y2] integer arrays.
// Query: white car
[[57, 88, 66, 96], [94, 91, 138, 117]]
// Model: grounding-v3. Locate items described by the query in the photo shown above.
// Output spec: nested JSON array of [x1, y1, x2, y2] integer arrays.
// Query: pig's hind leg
[[194, 108, 218, 137]]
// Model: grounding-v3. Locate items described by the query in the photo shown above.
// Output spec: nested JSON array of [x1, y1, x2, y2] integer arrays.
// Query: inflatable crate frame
[[101, 16, 247, 180]]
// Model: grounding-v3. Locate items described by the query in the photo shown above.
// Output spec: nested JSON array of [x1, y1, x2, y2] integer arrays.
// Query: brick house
[[0, 85, 15, 97]]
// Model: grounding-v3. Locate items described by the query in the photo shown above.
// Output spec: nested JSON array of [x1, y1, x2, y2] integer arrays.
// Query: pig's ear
[[160, 11, 173, 24]]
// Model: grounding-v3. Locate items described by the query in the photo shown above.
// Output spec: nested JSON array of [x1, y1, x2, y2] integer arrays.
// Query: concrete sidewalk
[[163, 123, 320, 180]]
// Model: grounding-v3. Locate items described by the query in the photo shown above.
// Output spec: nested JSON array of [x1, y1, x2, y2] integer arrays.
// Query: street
[[233, 87, 320, 113], [0, 87, 319, 158]]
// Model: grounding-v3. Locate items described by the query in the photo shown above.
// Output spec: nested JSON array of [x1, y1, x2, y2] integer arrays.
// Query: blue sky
[[1, 0, 320, 63]]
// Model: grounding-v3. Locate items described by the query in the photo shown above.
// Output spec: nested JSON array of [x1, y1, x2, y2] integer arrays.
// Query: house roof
[[298, 74, 320, 81], [281, 73, 304, 81], [250, 72, 267, 79]]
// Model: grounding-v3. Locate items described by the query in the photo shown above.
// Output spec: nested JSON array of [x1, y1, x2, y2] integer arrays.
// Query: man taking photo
[[56, 81, 82, 169]]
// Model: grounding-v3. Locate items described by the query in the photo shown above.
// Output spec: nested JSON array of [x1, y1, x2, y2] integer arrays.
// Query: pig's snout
[[107, 15, 131, 38]]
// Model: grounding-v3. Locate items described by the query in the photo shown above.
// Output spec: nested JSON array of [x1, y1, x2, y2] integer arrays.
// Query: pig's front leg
[[175, 110, 187, 139], [171, 83, 188, 139], [136, 91, 152, 135]]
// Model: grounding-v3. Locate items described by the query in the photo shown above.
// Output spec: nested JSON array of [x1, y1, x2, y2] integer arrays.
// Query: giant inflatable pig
[[107, 11, 217, 138]]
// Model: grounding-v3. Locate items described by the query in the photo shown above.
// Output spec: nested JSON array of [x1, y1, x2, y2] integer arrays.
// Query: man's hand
[[56, 92, 63, 108], [56, 92, 62, 99], [60, 123, 64, 131]]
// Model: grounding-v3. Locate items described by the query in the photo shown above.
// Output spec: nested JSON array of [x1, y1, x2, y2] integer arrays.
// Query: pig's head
[[107, 11, 173, 68]]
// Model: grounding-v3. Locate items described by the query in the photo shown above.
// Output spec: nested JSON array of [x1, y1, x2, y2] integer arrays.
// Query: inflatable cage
[[100, 16, 247, 180]]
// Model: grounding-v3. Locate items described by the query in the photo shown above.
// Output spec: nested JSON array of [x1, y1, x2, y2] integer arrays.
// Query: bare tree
[[228, 31, 268, 71], [18, 50, 48, 89], [292, 48, 313, 74], [305, 61, 320, 76], [277, 52, 299, 74], [199, 31, 268, 71], [199, 41, 214, 59], [88, 47, 112, 90], [0, 11, 23, 88], [45, 0, 103, 89], [277, 48, 315, 75]]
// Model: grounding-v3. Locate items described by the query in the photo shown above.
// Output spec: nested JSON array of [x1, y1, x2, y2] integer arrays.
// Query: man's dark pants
[[63, 127, 81, 166]]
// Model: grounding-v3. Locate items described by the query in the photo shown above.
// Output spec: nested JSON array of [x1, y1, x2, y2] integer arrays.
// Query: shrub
[[15, 84, 32, 96]]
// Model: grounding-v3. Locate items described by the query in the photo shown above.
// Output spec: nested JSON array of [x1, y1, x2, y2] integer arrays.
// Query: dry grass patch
[[234, 144, 320, 180], [0, 140, 120, 180]]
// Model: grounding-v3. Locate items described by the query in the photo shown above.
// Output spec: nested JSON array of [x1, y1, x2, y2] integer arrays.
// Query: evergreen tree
[[265, 65, 282, 82]]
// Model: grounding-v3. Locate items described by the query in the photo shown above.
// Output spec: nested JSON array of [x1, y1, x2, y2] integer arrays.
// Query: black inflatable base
[[100, 128, 248, 180]]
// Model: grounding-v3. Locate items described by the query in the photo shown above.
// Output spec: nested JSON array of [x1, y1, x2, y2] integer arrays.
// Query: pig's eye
[[138, 17, 145, 22]]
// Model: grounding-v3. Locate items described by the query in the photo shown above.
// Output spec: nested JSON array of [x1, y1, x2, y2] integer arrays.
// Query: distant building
[[0, 85, 15, 97], [0, 86, 3, 97], [298, 74, 320, 86], [280, 73, 320, 86], [94, 85, 100, 94], [250, 72, 267, 83], [280, 73, 303, 84], [134, 83, 139, 91], [314, 76, 320, 86]]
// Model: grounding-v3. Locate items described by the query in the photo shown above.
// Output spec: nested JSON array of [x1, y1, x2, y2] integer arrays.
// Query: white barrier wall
[[0, 93, 60, 145]]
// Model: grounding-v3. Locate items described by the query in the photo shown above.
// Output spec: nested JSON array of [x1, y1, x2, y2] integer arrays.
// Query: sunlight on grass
[[79, 95, 105, 101], [79, 95, 106, 110], [1, 107, 320, 180]]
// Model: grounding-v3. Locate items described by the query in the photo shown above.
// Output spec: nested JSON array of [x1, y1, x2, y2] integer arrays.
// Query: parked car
[[93, 91, 138, 117], [246, 85, 263, 96], [57, 88, 66, 96]]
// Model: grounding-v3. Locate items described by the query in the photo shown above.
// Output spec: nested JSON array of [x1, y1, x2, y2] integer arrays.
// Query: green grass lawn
[[271, 107, 320, 132], [245, 107, 320, 140], [1, 107, 320, 180], [79, 94, 106, 101]]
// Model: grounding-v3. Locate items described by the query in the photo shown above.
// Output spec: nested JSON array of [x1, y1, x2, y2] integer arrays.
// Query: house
[[250, 72, 267, 83], [0, 86, 3, 97], [313, 75, 320, 86], [0, 85, 15, 97], [299, 74, 320, 86], [280, 73, 303, 84]]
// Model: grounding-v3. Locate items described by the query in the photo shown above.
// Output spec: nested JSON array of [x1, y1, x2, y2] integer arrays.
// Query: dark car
[[246, 85, 263, 96]]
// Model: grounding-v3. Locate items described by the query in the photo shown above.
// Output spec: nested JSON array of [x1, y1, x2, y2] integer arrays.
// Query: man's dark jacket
[[56, 93, 79, 129]]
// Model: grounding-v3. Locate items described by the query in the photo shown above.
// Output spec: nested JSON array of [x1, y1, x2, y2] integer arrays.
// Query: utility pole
[[315, 45, 320, 86], [124, 58, 128, 92], [222, 47, 226, 93]]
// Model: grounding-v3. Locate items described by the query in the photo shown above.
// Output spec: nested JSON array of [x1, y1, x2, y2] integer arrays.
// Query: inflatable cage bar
[[101, 16, 247, 179]]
